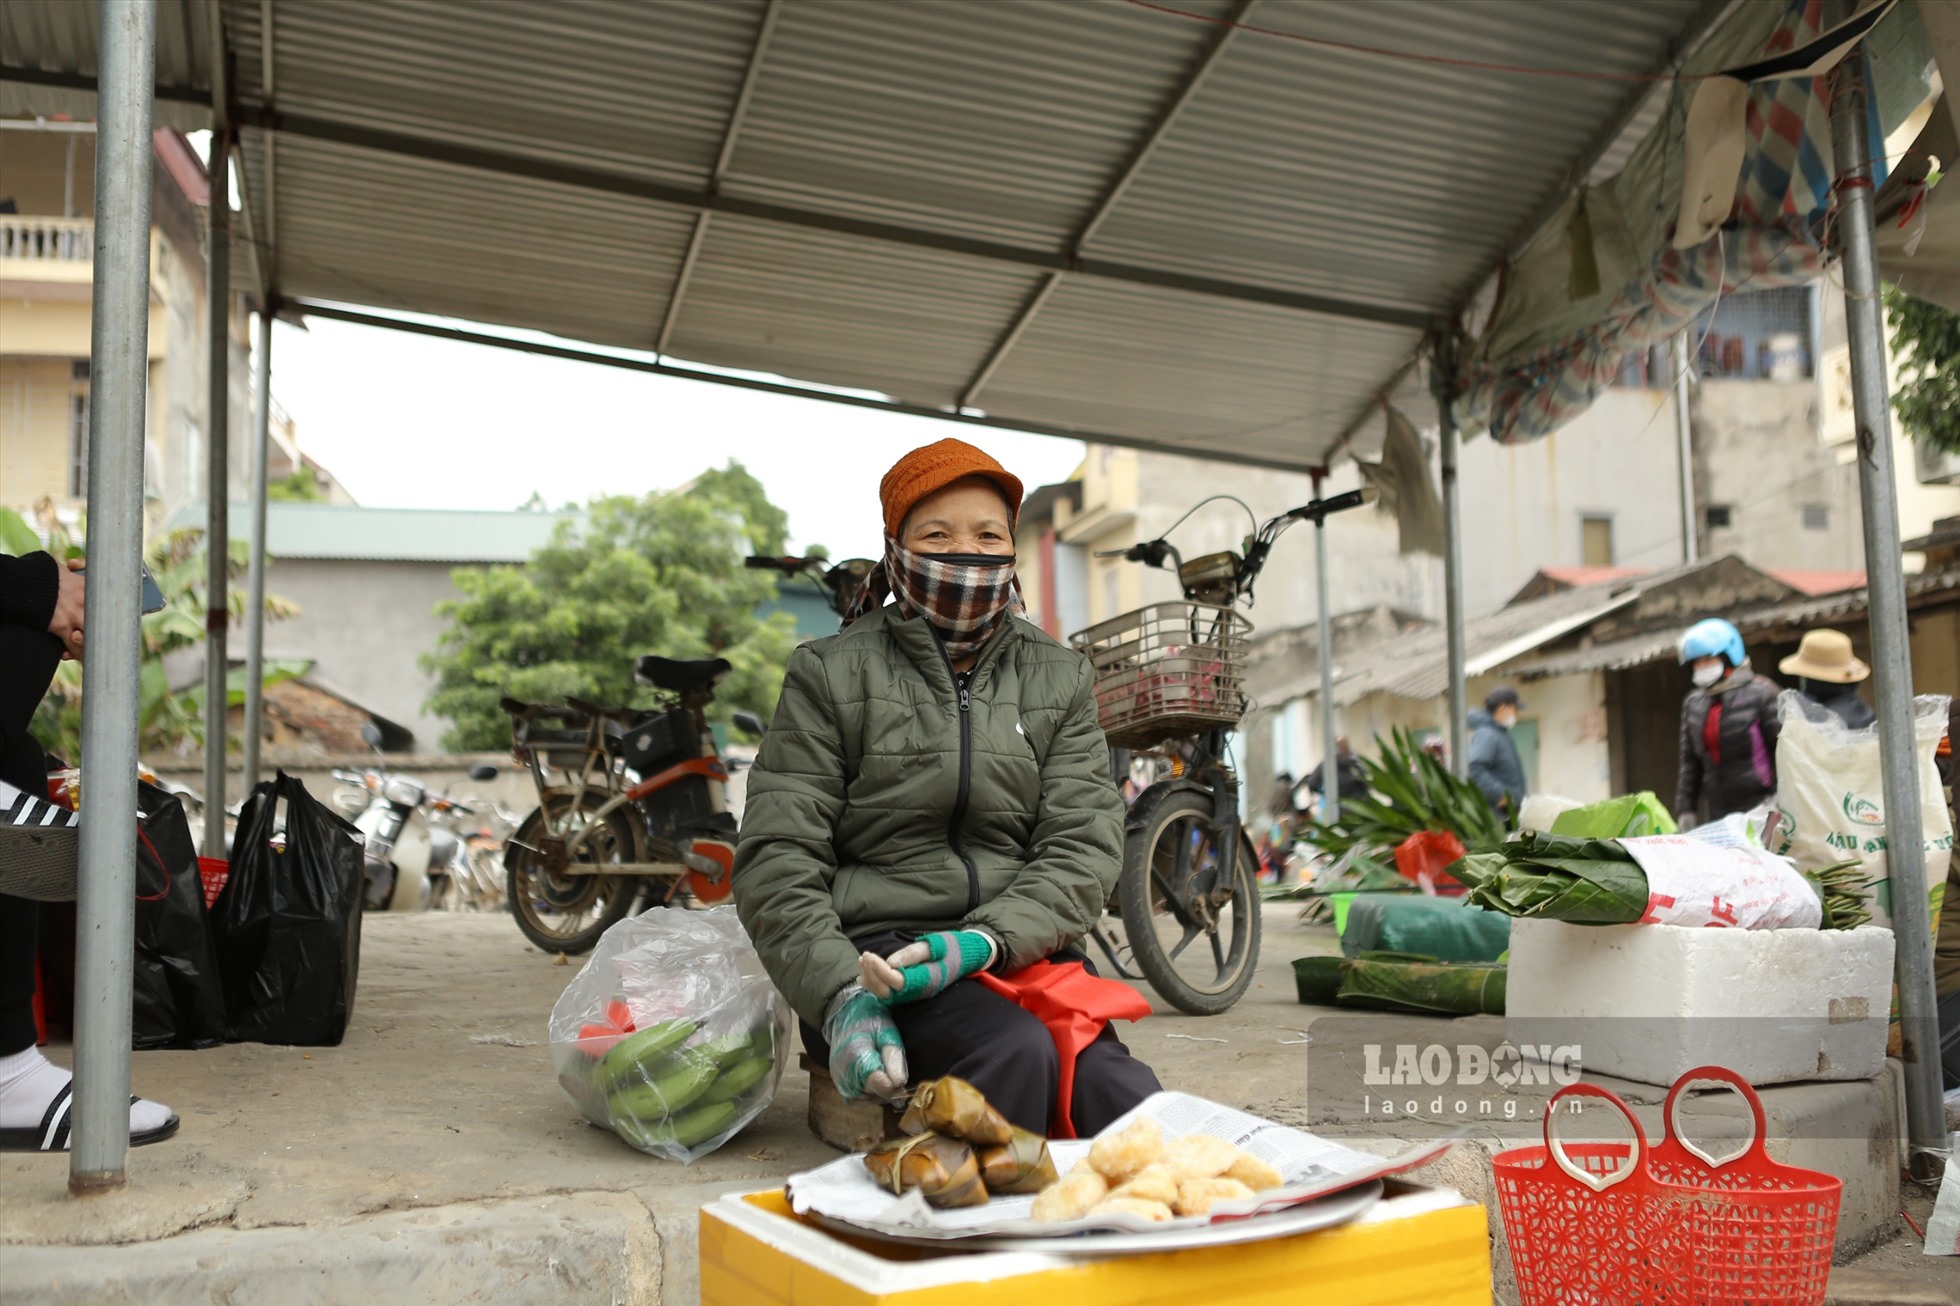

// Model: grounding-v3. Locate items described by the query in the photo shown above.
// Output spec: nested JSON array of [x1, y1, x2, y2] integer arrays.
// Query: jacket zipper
[[952, 669, 979, 913], [933, 633, 983, 915]]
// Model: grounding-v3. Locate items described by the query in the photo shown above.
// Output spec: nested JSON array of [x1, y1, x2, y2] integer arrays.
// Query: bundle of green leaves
[[1298, 726, 1511, 862]]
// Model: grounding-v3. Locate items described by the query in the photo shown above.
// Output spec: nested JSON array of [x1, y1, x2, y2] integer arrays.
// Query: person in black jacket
[[1674, 618, 1782, 828], [1779, 629, 1875, 729], [0, 549, 178, 1151], [1302, 738, 1369, 816], [1468, 687, 1528, 819]]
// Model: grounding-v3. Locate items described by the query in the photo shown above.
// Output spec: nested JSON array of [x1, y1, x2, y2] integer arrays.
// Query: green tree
[[0, 510, 306, 761], [267, 464, 328, 502], [689, 461, 790, 556], [422, 462, 803, 751], [1885, 286, 1960, 456]]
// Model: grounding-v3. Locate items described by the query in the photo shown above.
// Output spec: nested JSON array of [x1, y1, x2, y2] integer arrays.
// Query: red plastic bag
[[975, 960, 1152, 1139], [1394, 829, 1467, 891]]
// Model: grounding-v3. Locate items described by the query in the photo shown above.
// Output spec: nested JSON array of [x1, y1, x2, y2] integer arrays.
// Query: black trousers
[[1, 623, 63, 1056], [802, 929, 1162, 1137]]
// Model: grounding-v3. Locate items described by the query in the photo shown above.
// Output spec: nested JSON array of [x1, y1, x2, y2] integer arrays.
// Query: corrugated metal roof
[[1509, 568, 1960, 679], [1301, 558, 1751, 706], [5, 0, 1716, 470], [170, 502, 577, 563]]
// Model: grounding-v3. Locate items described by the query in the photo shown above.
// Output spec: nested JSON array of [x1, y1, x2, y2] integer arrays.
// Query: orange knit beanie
[[878, 438, 1025, 539]]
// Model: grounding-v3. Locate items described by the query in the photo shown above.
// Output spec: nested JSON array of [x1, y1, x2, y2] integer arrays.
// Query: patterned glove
[[823, 983, 908, 1103], [884, 930, 995, 1004]]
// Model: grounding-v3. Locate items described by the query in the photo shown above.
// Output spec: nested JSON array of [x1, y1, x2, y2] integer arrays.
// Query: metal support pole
[[1433, 334, 1469, 777], [202, 129, 231, 855], [241, 312, 273, 792], [1312, 469, 1339, 823], [1672, 332, 1699, 565], [1830, 48, 1945, 1179], [70, 0, 154, 1194]]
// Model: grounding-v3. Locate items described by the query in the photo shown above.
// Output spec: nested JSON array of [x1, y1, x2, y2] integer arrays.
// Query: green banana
[[617, 1100, 738, 1150], [609, 1048, 718, 1120], [692, 1032, 757, 1069], [596, 1019, 696, 1092], [698, 1055, 773, 1106]]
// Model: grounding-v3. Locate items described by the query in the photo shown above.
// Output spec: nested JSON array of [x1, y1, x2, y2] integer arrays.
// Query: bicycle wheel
[[1119, 786, 1262, 1015], [506, 793, 639, 954]]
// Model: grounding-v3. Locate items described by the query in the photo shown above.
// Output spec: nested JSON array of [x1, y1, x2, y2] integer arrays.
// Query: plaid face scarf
[[846, 536, 1024, 660]]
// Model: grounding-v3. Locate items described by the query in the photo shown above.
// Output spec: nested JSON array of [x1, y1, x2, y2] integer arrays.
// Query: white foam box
[[1505, 920, 1895, 1087]]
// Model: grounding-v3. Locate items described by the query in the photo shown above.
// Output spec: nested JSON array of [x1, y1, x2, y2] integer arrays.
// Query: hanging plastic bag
[[214, 772, 365, 1045], [549, 905, 792, 1163], [1770, 691, 1954, 937], [131, 779, 228, 1049]]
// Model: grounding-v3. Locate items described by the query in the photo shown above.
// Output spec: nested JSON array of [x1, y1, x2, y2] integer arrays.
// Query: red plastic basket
[[1647, 1066, 1842, 1305], [1492, 1081, 1690, 1306], [1494, 1067, 1841, 1306], [198, 856, 230, 910]]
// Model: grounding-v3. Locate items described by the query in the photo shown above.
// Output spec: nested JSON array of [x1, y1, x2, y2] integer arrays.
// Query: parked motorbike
[[498, 553, 871, 954], [333, 726, 500, 911]]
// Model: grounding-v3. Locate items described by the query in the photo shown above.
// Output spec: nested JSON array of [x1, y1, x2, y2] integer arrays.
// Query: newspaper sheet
[[784, 1091, 1455, 1239]]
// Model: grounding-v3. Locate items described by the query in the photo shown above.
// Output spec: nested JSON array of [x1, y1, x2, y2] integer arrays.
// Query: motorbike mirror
[[731, 710, 766, 737], [360, 721, 385, 749], [467, 763, 499, 781]]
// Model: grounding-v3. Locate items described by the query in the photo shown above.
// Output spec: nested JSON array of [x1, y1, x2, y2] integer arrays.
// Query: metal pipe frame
[[70, 0, 155, 1194], [1828, 44, 1945, 1178], [1672, 331, 1699, 565], [654, 0, 781, 360], [283, 299, 1376, 476], [241, 311, 274, 792], [1433, 331, 1468, 777], [202, 125, 233, 857], [1311, 467, 1339, 823], [959, 0, 1259, 409]]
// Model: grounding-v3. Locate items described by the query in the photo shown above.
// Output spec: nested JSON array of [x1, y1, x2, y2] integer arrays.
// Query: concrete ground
[[5, 904, 1960, 1303]]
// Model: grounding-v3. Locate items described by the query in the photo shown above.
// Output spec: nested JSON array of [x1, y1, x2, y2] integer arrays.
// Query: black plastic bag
[[214, 771, 364, 1045], [132, 780, 228, 1049]]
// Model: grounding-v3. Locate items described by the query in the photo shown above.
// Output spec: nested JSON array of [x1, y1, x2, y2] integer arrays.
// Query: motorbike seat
[[636, 656, 732, 695]]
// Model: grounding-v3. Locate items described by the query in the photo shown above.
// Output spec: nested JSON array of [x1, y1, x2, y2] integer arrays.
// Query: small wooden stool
[[799, 1054, 905, 1153]]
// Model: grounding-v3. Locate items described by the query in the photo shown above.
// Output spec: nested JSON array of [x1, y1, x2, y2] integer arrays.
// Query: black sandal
[[0, 1082, 181, 1151]]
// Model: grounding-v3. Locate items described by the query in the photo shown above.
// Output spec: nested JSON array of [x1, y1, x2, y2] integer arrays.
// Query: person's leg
[[0, 622, 61, 1060], [1067, 1025, 1163, 1136], [888, 980, 1058, 1134], [0, 624, 176, 1149], [800, 975, 1060, 1134]]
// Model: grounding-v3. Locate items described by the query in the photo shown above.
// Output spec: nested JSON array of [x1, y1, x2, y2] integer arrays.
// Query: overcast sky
[[267, 312, 1086, 562]]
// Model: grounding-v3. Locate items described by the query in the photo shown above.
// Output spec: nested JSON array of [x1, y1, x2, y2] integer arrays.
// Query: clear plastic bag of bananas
[[548, 906, 794, 1162]]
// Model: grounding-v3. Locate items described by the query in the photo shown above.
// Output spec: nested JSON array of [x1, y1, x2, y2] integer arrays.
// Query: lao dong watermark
[[1359, 1041, 1583, 1122]]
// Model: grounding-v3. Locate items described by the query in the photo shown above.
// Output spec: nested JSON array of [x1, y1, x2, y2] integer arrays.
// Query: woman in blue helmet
[[1673, 617, 1782, 828]]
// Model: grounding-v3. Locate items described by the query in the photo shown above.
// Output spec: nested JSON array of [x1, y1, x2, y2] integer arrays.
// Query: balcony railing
[[0, 216, 93, 262]]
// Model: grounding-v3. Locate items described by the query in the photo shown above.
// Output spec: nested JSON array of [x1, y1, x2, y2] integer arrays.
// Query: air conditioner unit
[[1917, 439, 1960, 487]]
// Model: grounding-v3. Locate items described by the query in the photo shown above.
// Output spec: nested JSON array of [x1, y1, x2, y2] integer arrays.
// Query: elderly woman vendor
[[733, 438, 1160, 1137]]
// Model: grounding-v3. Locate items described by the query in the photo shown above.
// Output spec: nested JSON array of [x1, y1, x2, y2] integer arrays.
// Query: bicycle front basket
[[1069, 601, 1249, 749]]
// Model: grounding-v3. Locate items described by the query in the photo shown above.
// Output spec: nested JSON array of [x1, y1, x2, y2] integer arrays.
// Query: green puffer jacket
[[733, 606, 1124, 1027]]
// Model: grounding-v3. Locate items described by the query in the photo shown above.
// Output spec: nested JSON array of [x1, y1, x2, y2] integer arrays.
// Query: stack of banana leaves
[[1450, 832, 1872, 930]]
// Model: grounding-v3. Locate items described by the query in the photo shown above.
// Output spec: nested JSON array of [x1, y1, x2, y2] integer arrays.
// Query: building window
[[1706, 504, 1733, 530], [1802, 504, 1829, 531], [1581, 514, 1615, 566]]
